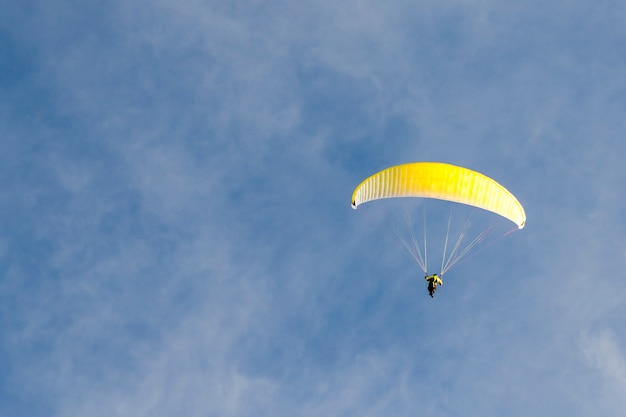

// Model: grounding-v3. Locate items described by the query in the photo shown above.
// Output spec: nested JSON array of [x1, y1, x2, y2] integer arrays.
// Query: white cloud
[[3, 0, 626, 416], [580, 328, 626, 412]]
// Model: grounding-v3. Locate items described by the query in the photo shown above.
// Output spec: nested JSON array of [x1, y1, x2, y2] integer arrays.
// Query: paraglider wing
[[351, 162, 526, 229]]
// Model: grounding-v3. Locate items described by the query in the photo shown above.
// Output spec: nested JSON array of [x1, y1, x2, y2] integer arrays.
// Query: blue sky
[[2, 1, 626, 416]]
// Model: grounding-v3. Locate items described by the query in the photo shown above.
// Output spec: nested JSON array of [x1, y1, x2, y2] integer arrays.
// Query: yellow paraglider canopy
[[351, 162, 525, 229]]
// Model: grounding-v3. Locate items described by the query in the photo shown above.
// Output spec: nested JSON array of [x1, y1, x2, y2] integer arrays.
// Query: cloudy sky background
[[2, 1, 626, 416]]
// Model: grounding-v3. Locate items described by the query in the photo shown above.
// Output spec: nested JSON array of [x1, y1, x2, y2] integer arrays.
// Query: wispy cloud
[[2, 0, 626, 416], [580, 328, 626, 412]]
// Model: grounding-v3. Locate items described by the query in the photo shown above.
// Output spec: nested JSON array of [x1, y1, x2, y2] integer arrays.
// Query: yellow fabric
[[425, 275, 443, 285], [351, 162, 526, 229]]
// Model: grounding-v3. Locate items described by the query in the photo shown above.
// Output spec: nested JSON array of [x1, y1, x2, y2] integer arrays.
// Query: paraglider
[[351, 162, 525, 297], [425, 273, 443, 298]]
